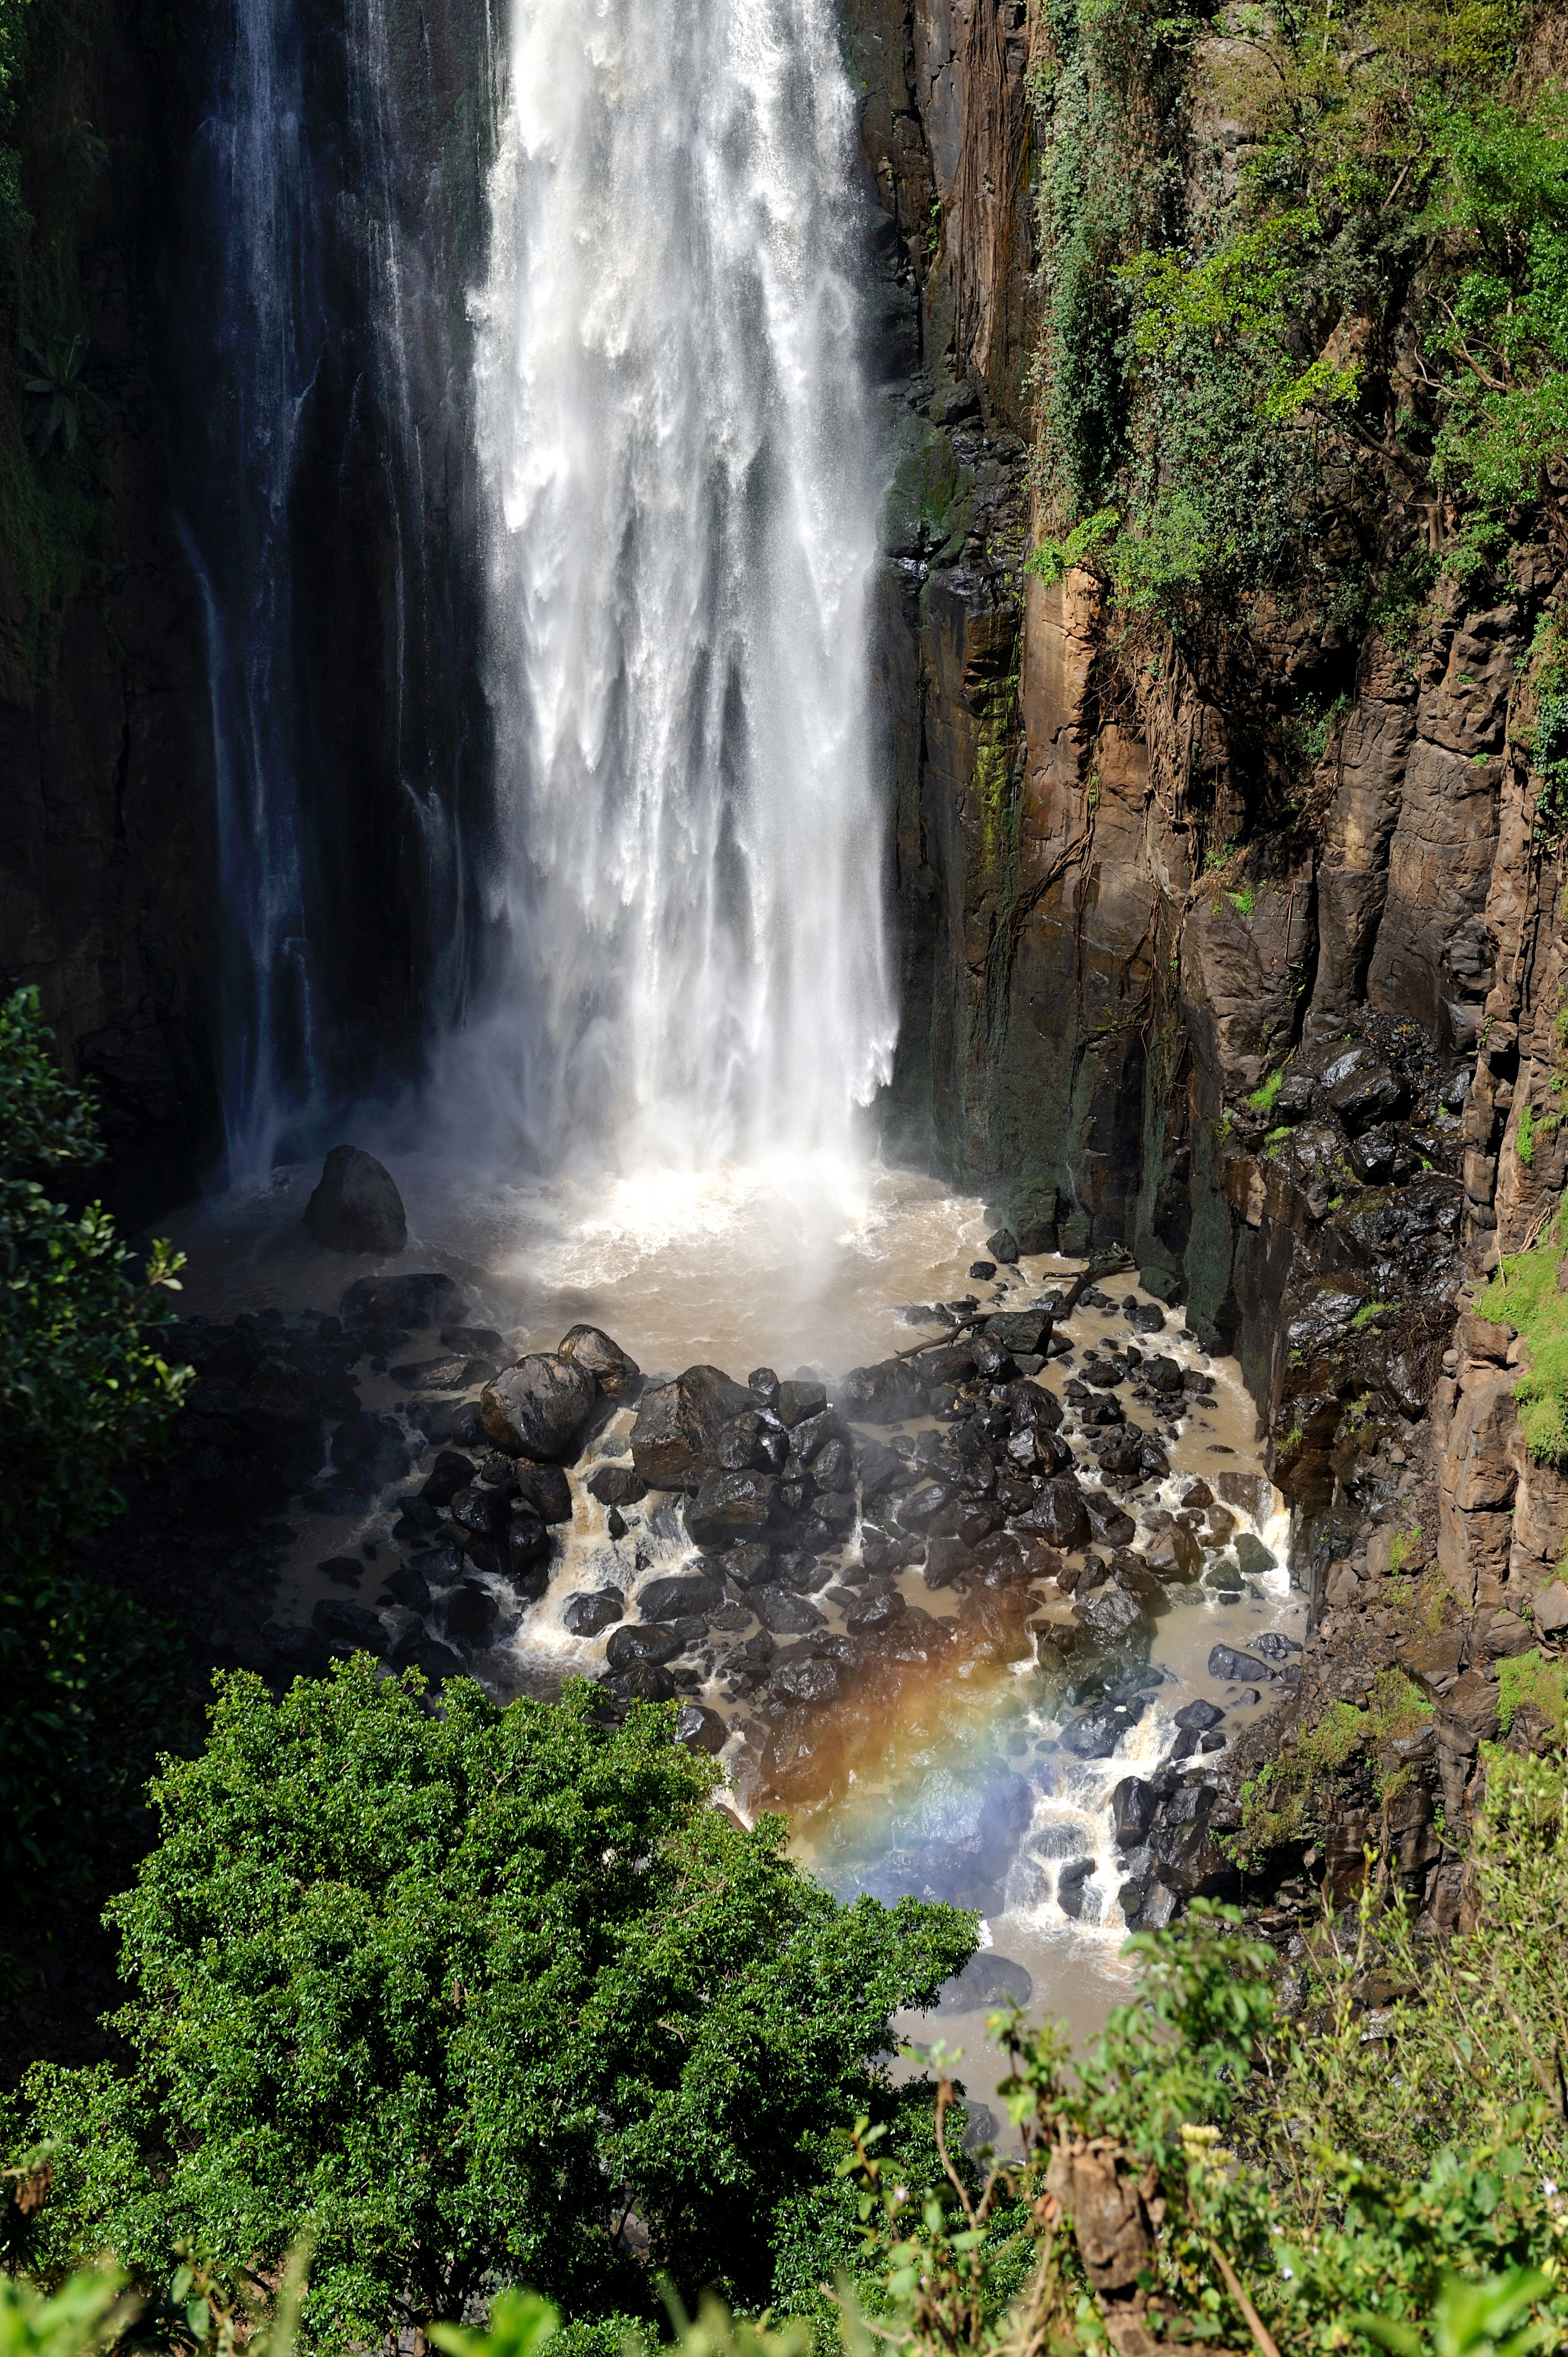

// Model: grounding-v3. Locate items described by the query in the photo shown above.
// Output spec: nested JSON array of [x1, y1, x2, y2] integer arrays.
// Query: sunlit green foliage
[[0, 986, 189, 1928], [1028, 0, 1567, 617], [4, 1663, 975, 2354]]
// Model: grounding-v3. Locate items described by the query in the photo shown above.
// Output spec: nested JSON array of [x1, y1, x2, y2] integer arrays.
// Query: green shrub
[[1482, 1223, 1568, 1466], [0, 987, 190, 1928], [8, 1758, 1568, 2357], [3, 1662, 976, 2351], [1495, 1648, 1568, 1744], [1235, 1669, 1432, 1857]]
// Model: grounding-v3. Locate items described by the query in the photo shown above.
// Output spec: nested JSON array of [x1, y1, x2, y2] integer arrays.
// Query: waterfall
[[183, 0, 491, 1184], [184, 0, 324, 1180], [469, 0, 896, 1176]]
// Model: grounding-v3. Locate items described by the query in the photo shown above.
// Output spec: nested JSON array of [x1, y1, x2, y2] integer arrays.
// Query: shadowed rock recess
[[4, 0, 1567, 1954]]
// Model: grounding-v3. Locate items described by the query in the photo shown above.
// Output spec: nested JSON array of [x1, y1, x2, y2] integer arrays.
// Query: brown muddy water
[[167, 1153, 1300, 2107]]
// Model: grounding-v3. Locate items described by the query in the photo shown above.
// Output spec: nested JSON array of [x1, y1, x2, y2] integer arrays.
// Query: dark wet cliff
[[0, 0, 490, 1208], [848, 0, 1568, 1597], [7, 0, 1568, 1654]]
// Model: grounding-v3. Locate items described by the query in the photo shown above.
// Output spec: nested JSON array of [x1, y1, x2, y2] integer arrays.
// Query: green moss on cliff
[[1483, 1221, 1568, 1466], [1027, 0, 1565, 620]]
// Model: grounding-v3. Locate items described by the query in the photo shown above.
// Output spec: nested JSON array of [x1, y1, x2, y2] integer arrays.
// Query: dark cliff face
[[0, 0, 493, 1205], [0, 8, 221, 1218], [848, 0, 1567, 1583]]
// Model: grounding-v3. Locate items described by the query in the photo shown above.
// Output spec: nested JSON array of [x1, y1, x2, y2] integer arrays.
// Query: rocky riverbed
[[82, 1193, 1305, 2041]]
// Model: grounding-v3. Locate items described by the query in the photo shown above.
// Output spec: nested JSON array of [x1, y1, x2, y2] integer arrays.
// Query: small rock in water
[[317, 1555, 363, 1587], [589, 1464, 648, 1507], [304, 1145, 408, 1255], [936, 1951, 1034, 2010], [562, 1589, 624, 1637], [749, 1367, 781, 1405], [606, 1506, 628, 1540], [969, 1260, 997, 1280], [1208, 1644, 1273, 1682], [1174, 1699, 1224, 1732], [1056, 1857, 1097, 1919], [986, 1227, 1020, 1264]]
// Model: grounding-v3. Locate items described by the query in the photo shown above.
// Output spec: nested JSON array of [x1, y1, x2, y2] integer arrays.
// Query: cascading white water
[[470, 0, 896, 1175]]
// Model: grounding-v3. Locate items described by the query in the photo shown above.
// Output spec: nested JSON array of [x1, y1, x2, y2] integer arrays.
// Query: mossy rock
[[881, 416, 969, 557]]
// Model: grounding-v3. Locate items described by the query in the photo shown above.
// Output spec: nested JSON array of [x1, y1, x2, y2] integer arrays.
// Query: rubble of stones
[[1229, 1007, 1472, 1509], [89, 1249, 1304, 1931], [1121, 1418, 1568, 1969]]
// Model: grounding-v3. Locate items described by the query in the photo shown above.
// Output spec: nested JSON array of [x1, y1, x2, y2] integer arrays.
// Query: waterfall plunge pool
[[163, 1156, 1300, 2084]]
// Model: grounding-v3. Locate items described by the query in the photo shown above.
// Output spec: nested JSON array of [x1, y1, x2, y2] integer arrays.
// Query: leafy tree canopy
[[0, 986, 189, 1926], [7, 1664, 977, 2354]]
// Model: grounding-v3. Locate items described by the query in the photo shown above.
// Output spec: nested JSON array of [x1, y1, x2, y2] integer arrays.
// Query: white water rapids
[[466, 0, 895, 1172]]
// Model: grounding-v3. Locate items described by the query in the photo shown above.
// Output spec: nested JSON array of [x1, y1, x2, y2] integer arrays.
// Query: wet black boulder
[[311, 1597, 384, 1650], [515, 1463, 574, 1523], [1072, 1585, 1151, 1648], [443, 1581, 500, 1646], [421, 1448, 476, 1507], [589, 1463, 649, 1507], [771, 1653, 841, 1704], [305, 1145, 408, 1255], [481, 1354, 601, 1463], [606, 1624, 682, 1671], [674, 1702, 729, 1753], [341, 1272, 469, 1329], [631, 1366, 756, 1489], [685, 1468, 782, 1548], [1110, 1775, 1157, 1846], [1208, 1644, 1275, 1682], [562, 1588, 624, 1636], [1174, 1699, 1225, 1732], [751, 1583, 825, 1635], [638, 1572, 724, 1623], [387, 1632, 464, 1682], [1057, 1857, 1096, 1919], [1018, 1479, 1090, 1550], [558, 1323, 642, 1397]]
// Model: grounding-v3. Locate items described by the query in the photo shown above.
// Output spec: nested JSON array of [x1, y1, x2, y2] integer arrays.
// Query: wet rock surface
[[302, 1145, 408, 1254], [61, 1227, 1303, 2063]]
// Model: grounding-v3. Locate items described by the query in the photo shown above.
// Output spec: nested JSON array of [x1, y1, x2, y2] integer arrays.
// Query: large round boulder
[[481, 1354, 600, 1463], [1018, 1479, 1091, 1551], [684, 1468, 782, 1548], [304, 1146, 407, 1255], [559, 1324, 642, 1397], [630, 1366, 756, 1490]]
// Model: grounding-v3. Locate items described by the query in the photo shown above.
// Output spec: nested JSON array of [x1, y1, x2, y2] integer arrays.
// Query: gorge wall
[[0, 0, 491, 1207], [6, 0, 1568, 1680], [847, 0, 1568, 1644]]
